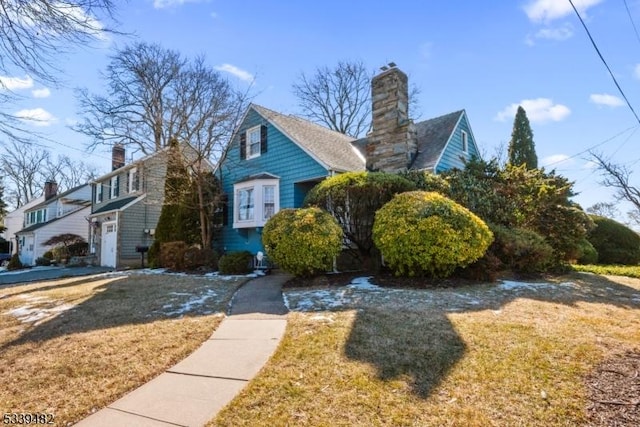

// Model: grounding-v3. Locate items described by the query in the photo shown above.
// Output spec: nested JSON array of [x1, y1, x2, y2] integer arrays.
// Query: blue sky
[[3, 0, 640, 221]]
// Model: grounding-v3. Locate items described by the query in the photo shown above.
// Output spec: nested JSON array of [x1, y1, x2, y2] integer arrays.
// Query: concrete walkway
[[76, 273, 291, 427]]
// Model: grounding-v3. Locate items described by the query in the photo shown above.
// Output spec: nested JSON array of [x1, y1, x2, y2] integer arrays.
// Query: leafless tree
[[293, 61, 372, 138], [76, 41, 252, 247], [292, 61, 422, 138], [1, 141, 96, 208], [586, 202, 619, 219], [590, 151, 640, 222], [0, 1, 118, 140]]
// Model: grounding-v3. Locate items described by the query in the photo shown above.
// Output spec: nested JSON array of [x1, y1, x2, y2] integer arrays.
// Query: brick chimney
[[112, 144, 125, 170], [44, 181, 58, 200], [365, 65, 417, 172]]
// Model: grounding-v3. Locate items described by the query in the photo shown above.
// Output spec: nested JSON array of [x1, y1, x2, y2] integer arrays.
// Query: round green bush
[[489, 224, 554, 273], [373, 191, 493, 278], [304, 171, 415, 264], [262, 207, 343, 277], [218, 251, 254, 275], [587, 215, 640, 265], [576, 238, 598, 265]]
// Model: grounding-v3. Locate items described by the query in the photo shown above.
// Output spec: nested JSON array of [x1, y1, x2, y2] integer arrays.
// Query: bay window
[[233, 177, 279, 228]]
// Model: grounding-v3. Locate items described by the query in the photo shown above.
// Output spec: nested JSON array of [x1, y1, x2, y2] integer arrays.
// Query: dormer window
[[240, 125, 268, 160]]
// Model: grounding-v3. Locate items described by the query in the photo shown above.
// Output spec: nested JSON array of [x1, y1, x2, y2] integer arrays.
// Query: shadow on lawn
[[338, 272, 640, 399], [1, 273, 239, 350]]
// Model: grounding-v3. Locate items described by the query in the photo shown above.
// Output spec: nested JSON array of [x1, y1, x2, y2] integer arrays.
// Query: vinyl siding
[[18, 207, 91, 265], [219, 108, 328, 254], [435, 114, 480, 173]]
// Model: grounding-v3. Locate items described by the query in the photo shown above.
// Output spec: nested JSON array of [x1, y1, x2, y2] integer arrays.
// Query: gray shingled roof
[[252, 104, 365, 172], [411, 110, 464, 171], [92, 196, 139, 214], [351, 110, 464, 172]]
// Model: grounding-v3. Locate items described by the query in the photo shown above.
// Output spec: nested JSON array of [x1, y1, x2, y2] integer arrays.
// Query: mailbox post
[[135, 245, 150, 268]]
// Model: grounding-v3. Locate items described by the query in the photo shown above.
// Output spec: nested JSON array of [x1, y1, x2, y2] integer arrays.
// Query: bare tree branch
[[293, 61, 372, 138], [590, 150, 640, 217]]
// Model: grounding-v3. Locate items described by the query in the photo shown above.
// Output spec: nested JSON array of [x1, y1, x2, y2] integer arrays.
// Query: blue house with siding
[[216, 65, 480, 255]]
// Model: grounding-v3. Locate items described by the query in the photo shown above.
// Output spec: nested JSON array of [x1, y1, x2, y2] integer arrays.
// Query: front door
[[101, 221, 117, 267]]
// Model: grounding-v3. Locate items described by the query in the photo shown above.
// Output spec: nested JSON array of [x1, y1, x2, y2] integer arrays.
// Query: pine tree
[[508, 106, 538, 169], [154, 139, 199, 245]]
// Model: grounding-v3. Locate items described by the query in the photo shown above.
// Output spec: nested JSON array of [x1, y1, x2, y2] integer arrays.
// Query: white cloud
[[590, 93, 624, 107], [153, 0, 202, 8], [31, 87, 51, 98], [495, 98, 571, 123], [582, 160, 599, 169], [214, 64, 254, 82], [14, 108, 57, 127], [524, 0, 603, 23], [0, 75, 34, 91], [541, 154, 574, 168]]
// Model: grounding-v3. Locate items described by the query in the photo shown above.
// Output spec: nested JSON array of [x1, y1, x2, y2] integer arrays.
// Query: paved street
[[0, 266, 114, 285]]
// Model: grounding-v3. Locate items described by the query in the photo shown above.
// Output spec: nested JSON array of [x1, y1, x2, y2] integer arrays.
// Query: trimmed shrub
[[263, 207, 343, 277], [304, 171, 415, 269], [159, 241, 188, 270], [35, 257, 51, 266], [489, 224, 554, 274], [7, 253, 23, 271], [219, 251, 253, 275], [183, 247, 218, 271], [373, 191, 493, 278], [588, 215, 640, 265], [42, 250, 54, 260], [576, 238, 598, 265], [399, 170, 450, 194], [67, 241, 89, 257]]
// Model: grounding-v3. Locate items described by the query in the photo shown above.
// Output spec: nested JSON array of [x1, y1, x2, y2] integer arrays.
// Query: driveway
[[0, 266, 115, 285]]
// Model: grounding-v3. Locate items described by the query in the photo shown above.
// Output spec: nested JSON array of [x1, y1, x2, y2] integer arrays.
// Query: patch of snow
[[0, 266, 58, 275], [310, 314, 334, 322], [163, 289, 219, 316], [347, 276, 383, 291], [169, 292, 191, 296], [5, 302, 74, 324]]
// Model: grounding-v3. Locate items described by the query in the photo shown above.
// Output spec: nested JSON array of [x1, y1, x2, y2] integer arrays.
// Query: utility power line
[[569, 0, 640, 125]]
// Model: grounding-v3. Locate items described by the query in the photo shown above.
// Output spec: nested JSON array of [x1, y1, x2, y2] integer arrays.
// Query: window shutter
[[220, 194, 229, 226], [260, 125, 268, 154], [115, 176, 120, 197], [240, 132, 246, 160]]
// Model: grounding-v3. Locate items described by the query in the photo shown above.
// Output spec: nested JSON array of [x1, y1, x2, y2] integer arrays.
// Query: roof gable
[[411, 110, 464, 171], [250, 104, 365, 172]]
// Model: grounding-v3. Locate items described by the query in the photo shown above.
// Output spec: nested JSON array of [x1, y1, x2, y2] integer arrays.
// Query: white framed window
[[110, 176, 119, 199], [233, 178, 279, 228], [247, 126, 261, 159], [237, 187, 255, 221], [461, 130, 468, 153], [127, 167, 139, 193], [95, 183, 103, 204], [263, 185, 275, 220]]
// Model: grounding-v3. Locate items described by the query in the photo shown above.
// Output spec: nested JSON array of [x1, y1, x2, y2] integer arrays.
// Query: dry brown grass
[[212, 272, 640, 426], [0, 272, 246, 425]]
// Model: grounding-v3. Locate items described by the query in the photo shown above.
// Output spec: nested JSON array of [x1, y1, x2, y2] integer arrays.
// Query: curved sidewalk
[[76, 273, 291, 427]]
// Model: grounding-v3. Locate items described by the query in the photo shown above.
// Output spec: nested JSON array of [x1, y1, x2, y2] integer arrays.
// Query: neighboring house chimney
[[112, 144, 125, 170], [365, 64, 417, 172], [44, 181, 58, 200]]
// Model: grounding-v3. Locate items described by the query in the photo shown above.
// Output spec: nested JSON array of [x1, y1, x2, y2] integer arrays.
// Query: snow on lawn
[[284, 277, 585, 313], [4, 295, 74, 325], [161, 288, 222, 317]]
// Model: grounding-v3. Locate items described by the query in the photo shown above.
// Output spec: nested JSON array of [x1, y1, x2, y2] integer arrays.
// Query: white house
[[16, 182, 92, 266]]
